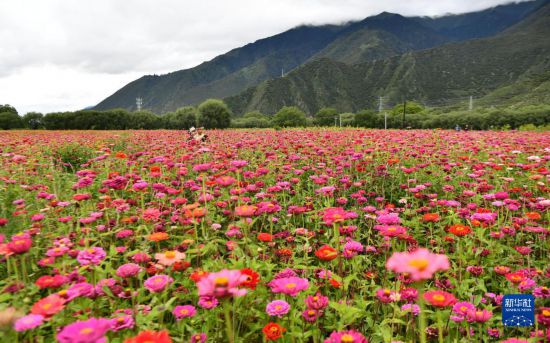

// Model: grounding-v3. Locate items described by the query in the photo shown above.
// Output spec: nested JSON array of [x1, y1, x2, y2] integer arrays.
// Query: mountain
[[414, 0, 548, 41], [94, 1, 544, 113], [225, 3, 550, 114], [94, 25, 343, 113]]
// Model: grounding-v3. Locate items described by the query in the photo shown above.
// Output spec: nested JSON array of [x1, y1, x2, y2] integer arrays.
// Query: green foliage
[[163, 106, 197, 129], [22, 112, 44, 129], [0, 111, 23, 129], [315, 107, 338, 126], [339, 112, 355, 126], [390, 101, 424, 115], [0, 104, 18, 114], [197, 99, 231, 129], [273, 106, 307, 127], [231, 111, 271, 128], [354, 109, 378, 128], [54, 143, 95, 172]]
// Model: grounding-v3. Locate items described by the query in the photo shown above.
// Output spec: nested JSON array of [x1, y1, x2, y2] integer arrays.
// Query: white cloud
[[0, 0, 528, 113]]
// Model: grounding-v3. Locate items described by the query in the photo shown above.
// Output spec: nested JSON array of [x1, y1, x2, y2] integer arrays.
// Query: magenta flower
[[190, 333, 208, 343], [116, 263, 142, 278], [56, 317, 111, 343], [401, 303, 420, 316], [197, 269, 248, 298], [302, 309, 320, 322], [266, 300, 290, 317], [173, 305, 196, 320], [452, 301, 475, 317], [109, 315, 134, 331], [324, 330, 368, 343], [76, 247, 106, 266], [144, 274, 173, 293], [386, 248, 450, 281], [269, 277, 309, 297], [305, 293, 329, 310], [198, 296, 219, 309], [13, 314, 44, 332]]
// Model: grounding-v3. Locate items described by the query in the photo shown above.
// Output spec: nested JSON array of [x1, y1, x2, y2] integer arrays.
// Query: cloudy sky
[[0, 0, 525, 114]]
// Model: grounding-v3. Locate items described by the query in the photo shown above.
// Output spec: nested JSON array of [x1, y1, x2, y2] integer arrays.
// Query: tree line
[[1, 100, 549, 130]]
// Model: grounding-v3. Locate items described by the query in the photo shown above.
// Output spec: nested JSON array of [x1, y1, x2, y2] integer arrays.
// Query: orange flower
[[315, 245, 338, 261], [235, 205, 257, 217], [184, 204, 206, 218], [423, 213, 440, 222], [448, 224, 471, 237], [124, 330, 172, 343], [525, 212, 541, 221], [262, 322, 286, 341], [147, 232, 169, 242], [149, 166, 161, 173], [423, 290, 456, 307], [115, 152, 127, 159]]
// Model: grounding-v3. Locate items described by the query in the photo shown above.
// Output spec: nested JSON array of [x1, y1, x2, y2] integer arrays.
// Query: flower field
[[0, 129, 548, 343]]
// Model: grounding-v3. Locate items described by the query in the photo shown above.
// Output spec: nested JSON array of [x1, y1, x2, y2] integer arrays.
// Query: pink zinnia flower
[[374, 225, 407, 237], [76, 247, 106, 266], [452, 302, 475, 317], [13, 314, 44, 332], [266, 300, 290, 317], [155, 250, 185, 266], [198, 296, 219, 309], [324, 330, 368, 343], [376, 213, 400, 225], [173, 305, 197, 320], [197, 269, 248, 298], [144, 275, 173, 293], [305, 293, 329, 310], [386, 248, 450, 281], [109, 315, 134, 331], [322, 207, 356, 226], [56, 317, 111, 343], [116, 263, 142, 278], [269, 277, 309, 297], [466, 309, 492, 323]]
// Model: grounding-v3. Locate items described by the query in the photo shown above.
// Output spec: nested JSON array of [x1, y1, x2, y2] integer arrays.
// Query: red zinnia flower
[[423, 213, 440, 222], [424, 290, 456, 307], [124, 330, 172, 343], [240, 268, 260, 290], [262, 322, 286, 341], [257, 233, 273, 242], [448, 224, 471, 237], [315, 245, 338, 261]]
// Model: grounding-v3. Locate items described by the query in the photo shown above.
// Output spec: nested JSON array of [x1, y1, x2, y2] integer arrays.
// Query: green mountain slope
[[94, 0, 546, 113], [225, 3, 550, 115]]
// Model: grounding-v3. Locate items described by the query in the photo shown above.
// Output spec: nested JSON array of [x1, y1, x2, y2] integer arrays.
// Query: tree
[[127, 111, 161, 129], [164, 106, 197, 129], [339, 113, 355, 126], [354, 109, 378, 128], [273, 106, 306, 128], [0, 111, 23, 129], [390, 101, 424, 116], [197, 99, 231, 129], [314, 107, 338, 126], [0, 104, 18, 115], [22, 112, 44, 129]]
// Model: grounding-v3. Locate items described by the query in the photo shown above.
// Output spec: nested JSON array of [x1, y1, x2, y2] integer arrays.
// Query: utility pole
[[469, 96, 473, 111], [334, 116, 337, 126], [339, 113, 342, 127], [378, 96, 383, 113], [402, 100, 406, 129], [136, 97, 143, 111], [384, 112, 387, 130], [281, 68, 284, 77]]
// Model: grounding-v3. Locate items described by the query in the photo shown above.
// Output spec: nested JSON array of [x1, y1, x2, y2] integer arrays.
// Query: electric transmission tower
[[136, 97, 143, 111]]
